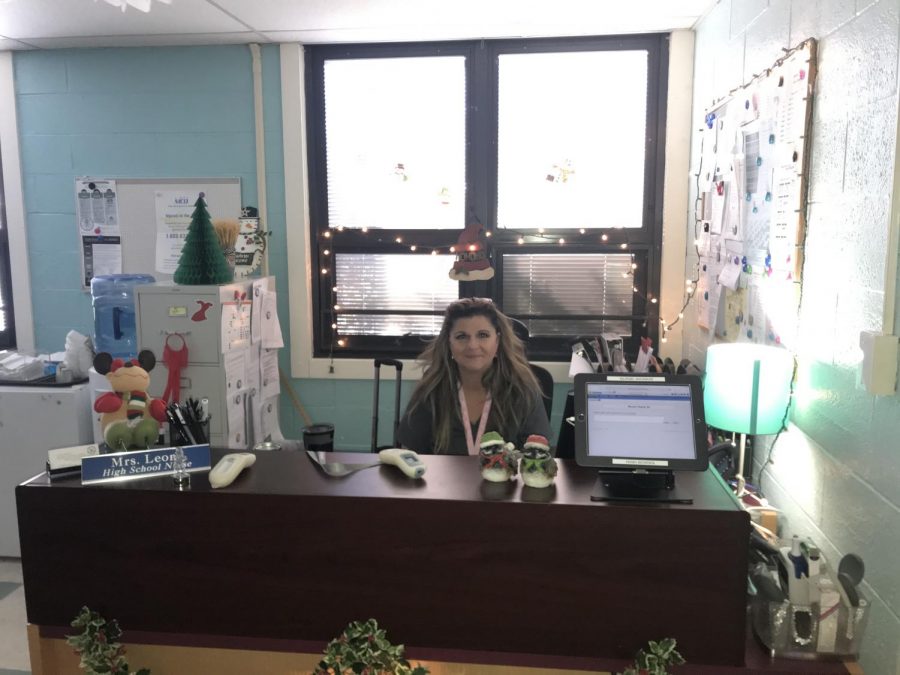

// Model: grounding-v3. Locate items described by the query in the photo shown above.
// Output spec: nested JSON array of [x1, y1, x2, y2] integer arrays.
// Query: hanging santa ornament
[[449, 222, 494, 281]]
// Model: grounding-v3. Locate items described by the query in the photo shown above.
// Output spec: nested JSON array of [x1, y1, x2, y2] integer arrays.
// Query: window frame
[[304, 33, 669, 362], [0, 133, 15, 351]]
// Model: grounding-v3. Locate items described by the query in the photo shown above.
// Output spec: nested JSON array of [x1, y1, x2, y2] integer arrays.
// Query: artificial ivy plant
[[313, 618, 429, 675]]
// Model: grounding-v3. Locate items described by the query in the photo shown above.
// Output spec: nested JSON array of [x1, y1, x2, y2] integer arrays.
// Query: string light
[[319, 223, 667, 357]]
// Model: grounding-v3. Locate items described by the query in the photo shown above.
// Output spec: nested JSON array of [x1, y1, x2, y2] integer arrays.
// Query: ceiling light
[[98, 0, 172, 12]]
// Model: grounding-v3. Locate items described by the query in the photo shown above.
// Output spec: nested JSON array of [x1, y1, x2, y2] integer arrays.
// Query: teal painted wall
[[13, 45, 572, 453], [686, 2, 900, 673]]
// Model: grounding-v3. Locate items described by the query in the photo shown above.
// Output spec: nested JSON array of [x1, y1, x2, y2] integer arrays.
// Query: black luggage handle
[[372, 359, 403, 452]]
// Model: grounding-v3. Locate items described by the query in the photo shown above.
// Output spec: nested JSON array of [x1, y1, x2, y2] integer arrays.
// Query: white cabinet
[[0, 384, 93, 556], [134, 279, 282, 450]]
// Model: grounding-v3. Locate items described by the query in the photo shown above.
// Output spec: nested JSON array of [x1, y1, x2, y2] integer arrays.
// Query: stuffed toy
[[93, 350, 167, 451]]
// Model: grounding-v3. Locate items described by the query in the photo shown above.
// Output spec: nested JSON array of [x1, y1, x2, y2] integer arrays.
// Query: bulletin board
[[694, 40, 816, 349], [78, 177, 241, 286]]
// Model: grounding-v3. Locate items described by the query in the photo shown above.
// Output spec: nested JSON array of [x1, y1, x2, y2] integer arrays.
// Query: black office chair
[[509, 318, 554, 419], [555, 390, 575, 459]]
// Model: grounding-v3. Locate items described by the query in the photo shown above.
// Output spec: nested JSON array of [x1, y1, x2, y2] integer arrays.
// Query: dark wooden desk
[[18, 451, 751, 669]]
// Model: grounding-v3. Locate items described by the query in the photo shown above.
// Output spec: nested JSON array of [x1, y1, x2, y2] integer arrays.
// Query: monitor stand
[[590, 469, 693, 504]]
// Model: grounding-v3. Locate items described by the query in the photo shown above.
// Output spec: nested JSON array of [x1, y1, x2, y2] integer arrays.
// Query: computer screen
[[574, 373, 708, 473]]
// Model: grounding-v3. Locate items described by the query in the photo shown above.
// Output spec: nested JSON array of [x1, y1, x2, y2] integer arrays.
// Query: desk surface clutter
[[16, 451, 853, 674]]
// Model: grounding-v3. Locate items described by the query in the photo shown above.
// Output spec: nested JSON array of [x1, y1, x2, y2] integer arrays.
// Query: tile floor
[[0, 558, 29, 674]]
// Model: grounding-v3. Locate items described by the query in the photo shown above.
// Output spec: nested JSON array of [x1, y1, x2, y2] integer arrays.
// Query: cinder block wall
[[685, 2, 900, 672]]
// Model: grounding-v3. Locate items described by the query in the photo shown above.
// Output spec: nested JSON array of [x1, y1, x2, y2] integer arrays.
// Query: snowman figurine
[[520, 434, 558, 488], [478, 431, 521, 482]]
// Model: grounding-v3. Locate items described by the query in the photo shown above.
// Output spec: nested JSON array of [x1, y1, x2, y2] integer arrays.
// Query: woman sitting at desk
[[398, 298, 550, 454]]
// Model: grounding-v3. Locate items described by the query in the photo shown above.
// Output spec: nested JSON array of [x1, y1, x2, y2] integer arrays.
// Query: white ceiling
[[0, 0, 715, 51]]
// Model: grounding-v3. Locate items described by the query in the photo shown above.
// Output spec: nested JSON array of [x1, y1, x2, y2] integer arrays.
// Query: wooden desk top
[[21, 449, 743, 513]]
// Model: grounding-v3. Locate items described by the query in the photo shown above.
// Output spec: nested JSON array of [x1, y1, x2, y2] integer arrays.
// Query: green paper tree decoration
[[173, 193, 233, 285]]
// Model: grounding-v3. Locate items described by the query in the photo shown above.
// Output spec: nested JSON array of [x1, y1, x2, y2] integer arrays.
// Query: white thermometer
[[209, 452, 257, 489], [378, 448, 426, 479]]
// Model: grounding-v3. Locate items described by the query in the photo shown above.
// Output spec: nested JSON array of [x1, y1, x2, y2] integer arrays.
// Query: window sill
[[293, 356, 573, 384]]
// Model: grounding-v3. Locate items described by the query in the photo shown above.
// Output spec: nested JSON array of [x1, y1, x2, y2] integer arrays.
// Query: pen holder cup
[[168, 419, 210, 447], [751, 589, 869, 661]]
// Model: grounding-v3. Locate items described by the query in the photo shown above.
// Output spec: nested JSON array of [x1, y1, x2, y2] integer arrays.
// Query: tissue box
[[752, 588, 869, 661]]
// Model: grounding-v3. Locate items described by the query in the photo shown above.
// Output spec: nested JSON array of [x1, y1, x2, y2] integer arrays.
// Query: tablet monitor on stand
[[573, 373, 708, 504]]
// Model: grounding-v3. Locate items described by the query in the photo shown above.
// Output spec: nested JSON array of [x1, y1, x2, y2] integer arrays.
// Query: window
[[0, 157, 15, 351], [306, 35, 668, 361]]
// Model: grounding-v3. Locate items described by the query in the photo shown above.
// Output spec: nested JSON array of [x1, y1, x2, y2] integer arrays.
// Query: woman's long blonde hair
[[407, 298, 542, 453]]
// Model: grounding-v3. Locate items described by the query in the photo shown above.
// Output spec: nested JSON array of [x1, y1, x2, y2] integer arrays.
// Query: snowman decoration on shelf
[[232, 206, 268, 279]]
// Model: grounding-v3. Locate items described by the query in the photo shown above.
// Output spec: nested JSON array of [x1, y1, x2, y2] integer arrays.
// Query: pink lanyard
[[458, 386, 492, 456]]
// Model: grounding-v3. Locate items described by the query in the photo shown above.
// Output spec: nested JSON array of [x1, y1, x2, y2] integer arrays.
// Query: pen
[[173, 405, 197, 445], [164, 405, 184, 445]]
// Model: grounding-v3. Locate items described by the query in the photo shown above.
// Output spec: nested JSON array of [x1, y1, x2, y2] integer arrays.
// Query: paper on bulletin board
[[717, 256, 742, 291], [742, 276, 766, 344], [709, 184, 726, 235], [717, 288, 747, 341], [220, 287, 251, 353], [697, 259, 722, 331], [80, 235, 122, 287], [224, 349, 247, 449], [245, 345, 261, 402], [244, 347, 262, 444], [724, 176, 743, 241], [76, 178, 123, 287], [261, 290, 284, 349], [251, 277, 269, 344], [76, 178, 120, 237], [260, 348, 280, 401], [154, 191, 196, 274]]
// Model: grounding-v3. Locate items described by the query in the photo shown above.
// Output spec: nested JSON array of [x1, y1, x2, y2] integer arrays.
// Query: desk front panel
[[17, 452, 749, 666]]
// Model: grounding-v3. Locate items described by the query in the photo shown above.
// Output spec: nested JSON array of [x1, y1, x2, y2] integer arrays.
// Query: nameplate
[[81, 445, 212, 485]]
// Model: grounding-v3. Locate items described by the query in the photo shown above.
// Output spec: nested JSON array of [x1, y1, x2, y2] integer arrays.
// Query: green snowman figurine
[[521, 434, 558, 488], [479, 431, 521, 482]]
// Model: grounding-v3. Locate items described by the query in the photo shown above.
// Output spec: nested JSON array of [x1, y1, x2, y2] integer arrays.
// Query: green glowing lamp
[[703, 343, 793, 495]]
